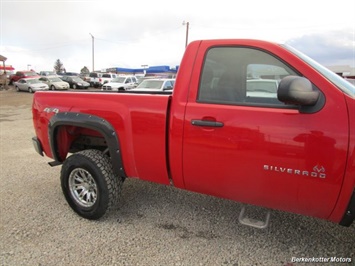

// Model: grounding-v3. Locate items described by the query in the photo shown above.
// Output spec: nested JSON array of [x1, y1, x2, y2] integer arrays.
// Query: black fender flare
[[49, 112, 126, 178]]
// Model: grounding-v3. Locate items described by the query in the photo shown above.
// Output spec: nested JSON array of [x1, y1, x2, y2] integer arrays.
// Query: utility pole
[[89, 33, 94, 72], [182, 21, 189, 48]]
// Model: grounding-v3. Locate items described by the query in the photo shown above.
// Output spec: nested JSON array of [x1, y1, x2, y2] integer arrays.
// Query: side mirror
[[277, 76, 319, 106]]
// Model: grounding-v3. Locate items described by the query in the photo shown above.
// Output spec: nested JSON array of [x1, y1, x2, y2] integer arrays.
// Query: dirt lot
[[0, 87, 354, 266]]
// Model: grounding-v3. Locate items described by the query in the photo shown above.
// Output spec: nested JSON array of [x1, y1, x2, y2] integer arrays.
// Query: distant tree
[[81, 66, 90, 74], [54, 59, 65, 73]]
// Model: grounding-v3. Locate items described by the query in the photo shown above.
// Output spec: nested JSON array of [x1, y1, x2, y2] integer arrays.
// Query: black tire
[[51, 85, 56, 90], [73, 84, 77, 89], [60, 149, 123, 220], [15, 86, 20, 92], [28, 87, 34, 93]]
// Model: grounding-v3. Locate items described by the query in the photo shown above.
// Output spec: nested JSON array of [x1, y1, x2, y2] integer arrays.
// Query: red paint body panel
[[177, 40, 350, 219], [33, 92, 171, 185], [32, 39, 355, 224], [328, 94, 355, 222]]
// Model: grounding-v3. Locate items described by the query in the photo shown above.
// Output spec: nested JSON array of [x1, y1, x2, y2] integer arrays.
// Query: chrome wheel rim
[[68, 168, 97, 207]]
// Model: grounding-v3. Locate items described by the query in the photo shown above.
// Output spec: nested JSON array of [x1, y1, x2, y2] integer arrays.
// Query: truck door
[[182, 45, 349, 219]]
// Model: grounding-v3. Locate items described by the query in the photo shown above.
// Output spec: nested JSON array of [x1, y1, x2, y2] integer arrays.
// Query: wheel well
[[49, 112, 127, 178], [69, 126, 107, 152], [54, 125, 108, 161]]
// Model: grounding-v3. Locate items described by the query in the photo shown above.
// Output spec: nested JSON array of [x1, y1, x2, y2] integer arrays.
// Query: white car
[[39, 76, 69, 90], [246, 79, 279, 98], [100, 73, 118, 85], [131, 78, 175, 92], [101, 76, 138, 91], [14, 78, 49, 93]]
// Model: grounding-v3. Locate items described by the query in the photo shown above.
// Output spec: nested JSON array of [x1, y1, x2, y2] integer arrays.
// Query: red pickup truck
[[10, 70, 40, 85], [32, 39, 355, 228]]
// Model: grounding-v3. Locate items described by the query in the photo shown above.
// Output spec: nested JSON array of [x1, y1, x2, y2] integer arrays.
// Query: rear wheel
[[51, 85, 56, 90], [73, 84, 77, 89], [60, 149, 123, 220]]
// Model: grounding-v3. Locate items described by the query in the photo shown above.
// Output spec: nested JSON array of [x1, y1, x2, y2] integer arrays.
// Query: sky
[[1, 0, 354, 73]]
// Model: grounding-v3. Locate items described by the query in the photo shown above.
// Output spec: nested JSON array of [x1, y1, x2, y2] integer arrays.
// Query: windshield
[[282, 44, 355, 98], [137, 80, 164, 89], [72, 77, 84, 82], [111, 77, 126, 83], [24, 72, 37, 76], [48, 77, 62, 82], [27, 79, 41, 84], [43, 71, 55, 75]]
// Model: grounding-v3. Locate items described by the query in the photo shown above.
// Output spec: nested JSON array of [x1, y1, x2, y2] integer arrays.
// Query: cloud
[[1, 0, 354, 72], [286, 30, 355, 67]]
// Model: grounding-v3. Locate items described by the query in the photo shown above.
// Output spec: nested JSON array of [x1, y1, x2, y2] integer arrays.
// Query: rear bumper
[[32, 137, 44, 156], [90, 81, 101, 87]]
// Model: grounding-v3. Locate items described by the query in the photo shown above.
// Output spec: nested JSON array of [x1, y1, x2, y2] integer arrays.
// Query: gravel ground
[[0, 87, 354, 266]]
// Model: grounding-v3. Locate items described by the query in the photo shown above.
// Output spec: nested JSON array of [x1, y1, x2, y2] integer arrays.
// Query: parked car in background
[[39, 76, 69, 90], [131, 78, 175, 92], [101, 76, 138, 91], [14, 78, 49, 93], [89, 72, 103, 87], [100, 73, 118, 85], [246, 79, 279, 98], [9, 71, 40, 85], [61, 76, 89, 89], [57, 72, 79, 78], [79, 73, 90, 83], [40, 71, 57, 77], [136, 76, 156, 85]]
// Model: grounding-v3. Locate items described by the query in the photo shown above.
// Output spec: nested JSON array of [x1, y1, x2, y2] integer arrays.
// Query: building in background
[[326, 65, 355, 79], [103, 65, 178, 78]]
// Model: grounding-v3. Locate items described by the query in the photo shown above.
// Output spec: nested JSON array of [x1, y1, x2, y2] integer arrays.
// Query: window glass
[[164, 81, 173, 90], [197, 47, 299, 106]]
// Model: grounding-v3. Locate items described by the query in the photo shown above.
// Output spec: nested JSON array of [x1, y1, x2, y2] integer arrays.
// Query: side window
[[197, 47, 299, 107], [164, 81, 173, 90], [125, 78, 131, 83]]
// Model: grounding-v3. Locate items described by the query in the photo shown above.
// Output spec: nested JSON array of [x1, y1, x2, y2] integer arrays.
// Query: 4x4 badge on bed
[[43, 107, 59, 114]]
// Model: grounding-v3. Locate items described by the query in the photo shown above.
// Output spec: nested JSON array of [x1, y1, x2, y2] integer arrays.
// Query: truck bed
[[33, 91, 172, 185]]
